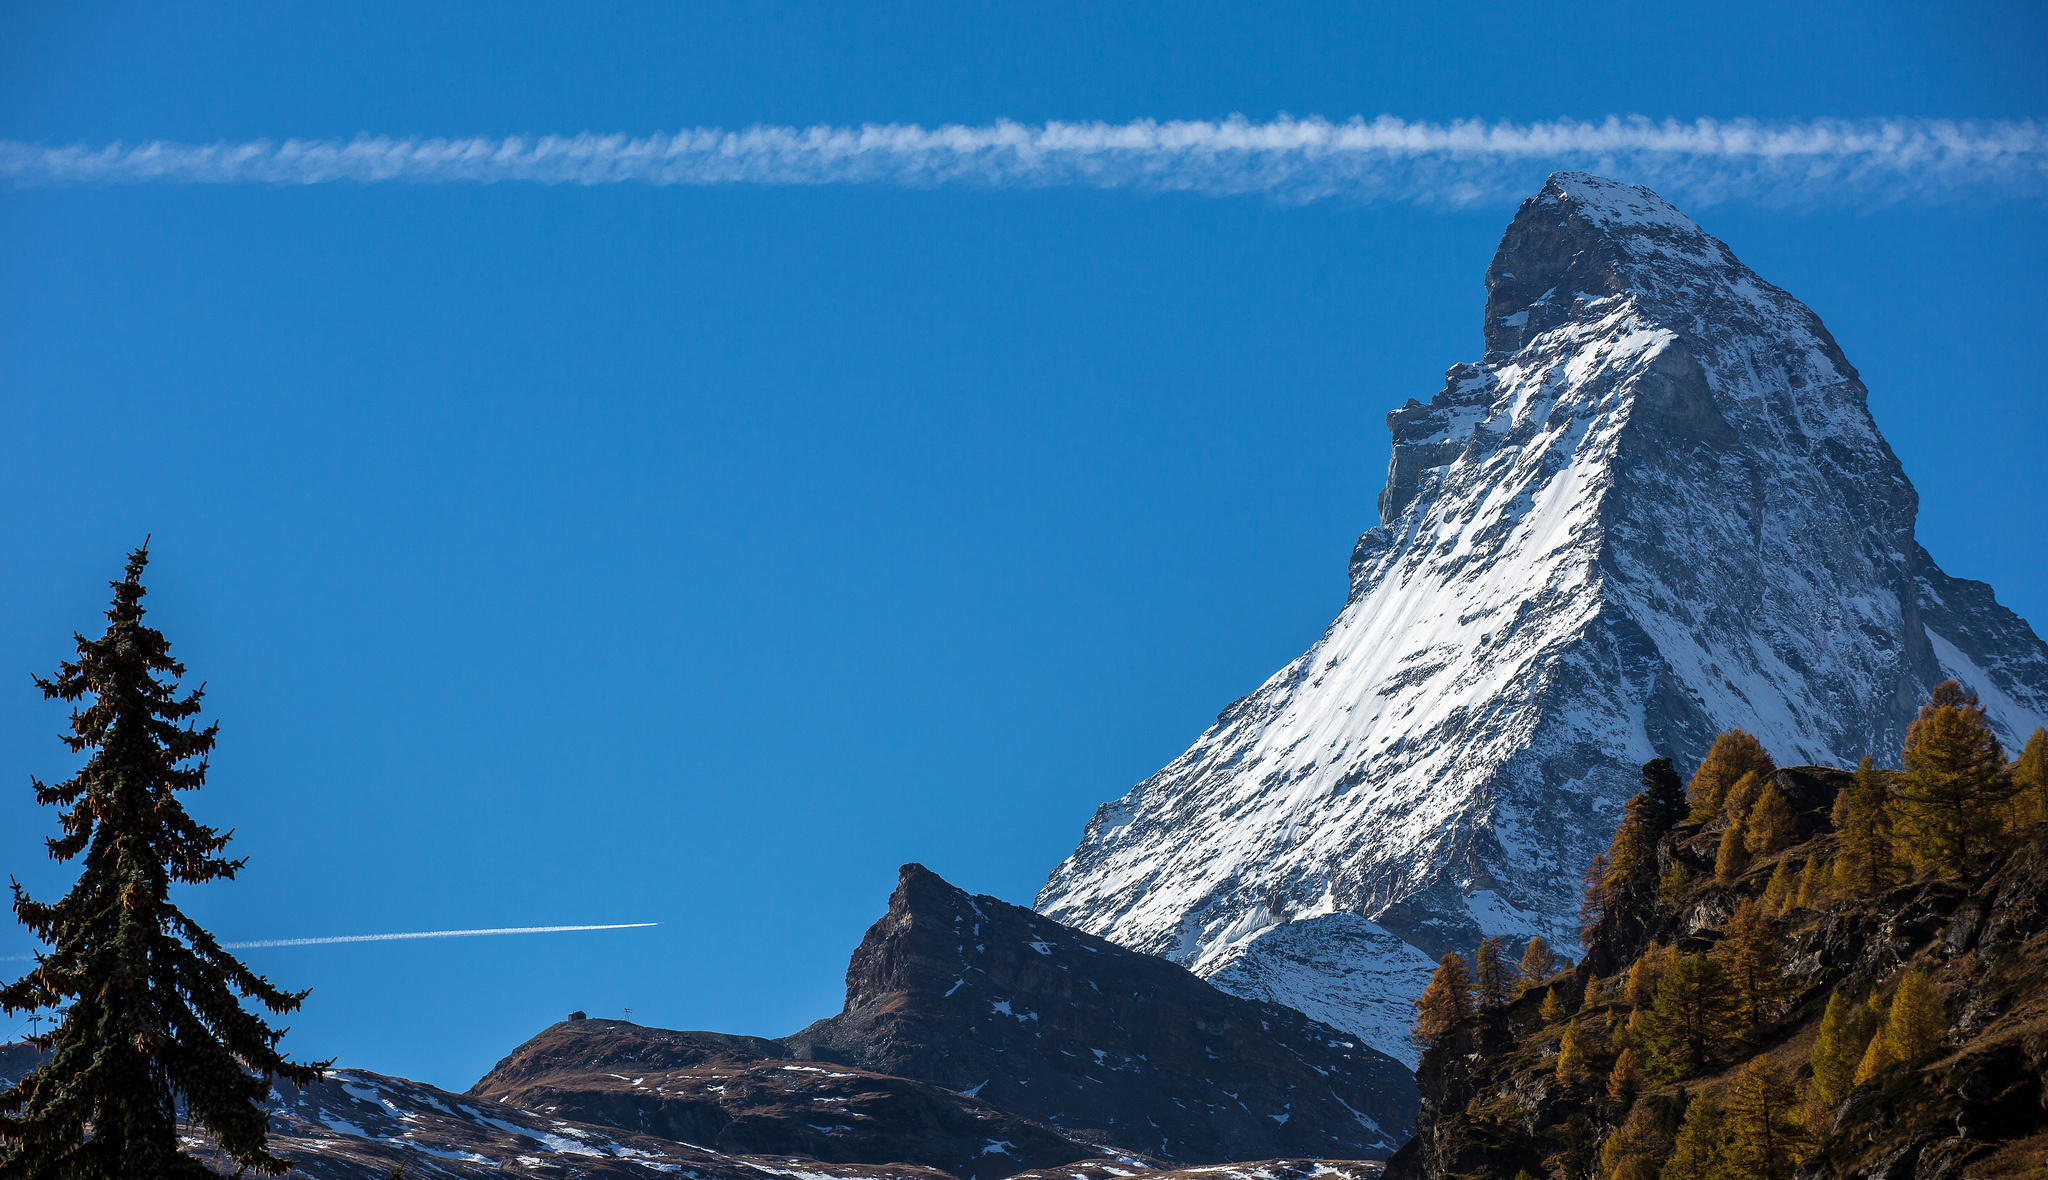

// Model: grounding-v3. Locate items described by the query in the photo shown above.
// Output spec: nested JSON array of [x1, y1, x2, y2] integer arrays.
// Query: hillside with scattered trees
[[1387, 682, 2048, 1180]]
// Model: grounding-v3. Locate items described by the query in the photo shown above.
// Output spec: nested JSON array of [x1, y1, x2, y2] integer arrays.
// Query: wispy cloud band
[[3, 115, 2043, 207], [0, 922, 658, 961]]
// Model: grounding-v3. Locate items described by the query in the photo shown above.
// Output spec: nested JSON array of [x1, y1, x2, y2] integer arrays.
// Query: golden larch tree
[[1831, 757, 1896, 898], [1714, 897, 1786, 1028], [1516, 935, 1557, 998], [1409, 951, 1474, 1051], [1743, 785, 1797, 855], [1895, 681, 2008, 875], [1810, 990, 1876, 1107], [1722, 1057, 1811, 1180], [1688, 729, 1776, 819], [1882, 970, 1945, 1064]]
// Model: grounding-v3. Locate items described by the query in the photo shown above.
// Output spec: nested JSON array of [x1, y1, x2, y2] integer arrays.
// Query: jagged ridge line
[[3, 115, 2044, 205]]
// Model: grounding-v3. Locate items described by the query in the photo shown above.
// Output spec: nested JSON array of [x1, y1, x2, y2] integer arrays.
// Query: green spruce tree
[[0, 546, 327, 1178], [1639, 757, 1689, 836], [1474, 935, 1513, 1009]]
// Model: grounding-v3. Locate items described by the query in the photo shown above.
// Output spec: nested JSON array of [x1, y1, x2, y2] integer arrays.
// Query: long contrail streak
[[3, 115, 2043, 207], [0, 922, 657, 961]]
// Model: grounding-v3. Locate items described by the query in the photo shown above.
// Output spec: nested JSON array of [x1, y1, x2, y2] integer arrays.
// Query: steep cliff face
[[1036, 172, 2048, 1061], [787, 864, 1418, 1162]]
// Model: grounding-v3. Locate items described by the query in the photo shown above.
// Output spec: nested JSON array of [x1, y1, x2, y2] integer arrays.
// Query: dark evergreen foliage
[[0, 547, 326, 1179], [1637, 757, 1686, 837]]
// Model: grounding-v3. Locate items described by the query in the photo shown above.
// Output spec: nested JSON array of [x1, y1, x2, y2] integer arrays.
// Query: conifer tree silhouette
[[1473, 936, 1513, 1010], [0, 546, 326, 1178]]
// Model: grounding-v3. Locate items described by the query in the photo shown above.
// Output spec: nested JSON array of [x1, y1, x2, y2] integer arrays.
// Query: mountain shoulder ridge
[[787, 863, 1419, 1161]]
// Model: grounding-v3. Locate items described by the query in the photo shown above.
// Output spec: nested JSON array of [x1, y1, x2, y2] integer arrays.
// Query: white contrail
[[2, 115, 2043, 207], [0, 922, 657, 961]]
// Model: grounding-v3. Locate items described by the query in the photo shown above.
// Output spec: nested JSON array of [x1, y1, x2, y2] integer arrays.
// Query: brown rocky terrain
[[471, 1019, 1121, 1180], [1386, 765, 2048, 1180], [783, 864, 1416, 1160], [0, 1043, 1388, 1180], [0, 1043, 955, 1180]]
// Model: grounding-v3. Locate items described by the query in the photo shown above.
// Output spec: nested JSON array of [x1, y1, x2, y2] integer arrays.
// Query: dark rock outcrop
[[470, 1020, 1108, 1180], [784, 864, 1417, 1161]]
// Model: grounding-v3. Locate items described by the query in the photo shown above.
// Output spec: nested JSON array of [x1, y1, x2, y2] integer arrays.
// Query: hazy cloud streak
[[3, 115, 2044, 207], [0, 922, 658, 960]]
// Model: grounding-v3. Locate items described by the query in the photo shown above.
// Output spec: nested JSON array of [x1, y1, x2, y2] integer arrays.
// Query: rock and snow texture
[[1036, 171, 2048, 1063], [786, 865, 1417, 1161]]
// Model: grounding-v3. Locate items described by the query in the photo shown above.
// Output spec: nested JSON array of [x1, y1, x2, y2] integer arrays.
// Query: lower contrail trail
[[2, 114, 2042, 207], [0, 922, 657, 961], [220, 922, 659, 949]]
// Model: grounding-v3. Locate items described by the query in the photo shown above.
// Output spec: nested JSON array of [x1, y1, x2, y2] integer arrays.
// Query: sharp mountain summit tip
[[1036, 171, 2048, 1063]]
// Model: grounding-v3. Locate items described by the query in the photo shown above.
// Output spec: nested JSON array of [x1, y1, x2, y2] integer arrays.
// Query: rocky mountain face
[[0, 1044, 957, 1180], [0, 1041, 1388, 1180], [785, 864, 1417, 1160], [1386, 769, 2048, 1180], [1036, 171, 2048, 1063], [470, 1019, 1112, 1180]]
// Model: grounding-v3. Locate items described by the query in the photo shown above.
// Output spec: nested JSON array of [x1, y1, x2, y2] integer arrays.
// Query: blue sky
[[2, 1, 2043, 1091]]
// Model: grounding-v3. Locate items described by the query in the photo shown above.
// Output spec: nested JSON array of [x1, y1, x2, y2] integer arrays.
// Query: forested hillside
[[1388, 682, 2048, 1180]]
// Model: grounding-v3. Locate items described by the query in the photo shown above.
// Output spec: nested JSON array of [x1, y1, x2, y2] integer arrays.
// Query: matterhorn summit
[[1036, 172, 2048, 1063]]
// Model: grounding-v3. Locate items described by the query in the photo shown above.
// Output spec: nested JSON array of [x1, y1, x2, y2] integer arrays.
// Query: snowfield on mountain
[[1036, 171, 2048, 1064]]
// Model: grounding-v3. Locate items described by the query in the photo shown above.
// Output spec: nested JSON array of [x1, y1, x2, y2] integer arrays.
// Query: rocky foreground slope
[[1387, 764, 2048, 1180], [470, 1019, 1114, 1180], [0, 1043, 961, 1180], [1037, 171, 2048, 1061]]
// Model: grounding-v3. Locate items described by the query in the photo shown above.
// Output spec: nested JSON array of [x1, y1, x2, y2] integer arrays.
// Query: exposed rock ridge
[[786, 864, 1418, 1162], [1036, 170, 2048, 1061], [0, 1043, 960, 1180], [469, 1020, 1105, 1180]]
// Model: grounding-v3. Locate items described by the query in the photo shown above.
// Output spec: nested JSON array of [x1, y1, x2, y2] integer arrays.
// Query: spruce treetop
[[1, 546, 326, 1179]]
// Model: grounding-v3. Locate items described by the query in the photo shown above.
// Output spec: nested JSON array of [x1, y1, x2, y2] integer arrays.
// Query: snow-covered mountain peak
[[1038, 174, 2048, 1064], [1545, 171, 1703, 234]]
